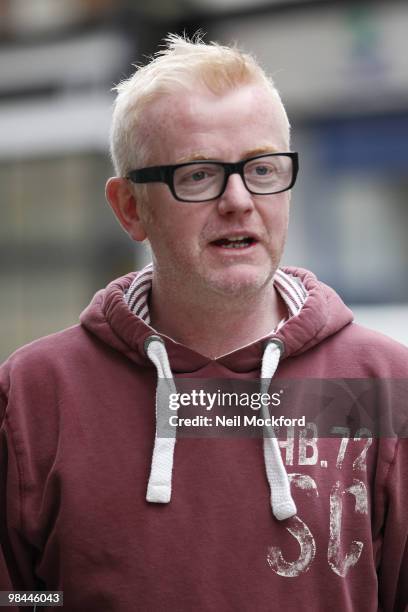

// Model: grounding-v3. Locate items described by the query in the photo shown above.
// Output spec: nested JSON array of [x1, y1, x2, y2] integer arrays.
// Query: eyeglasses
[[126, 152, 299, 203]]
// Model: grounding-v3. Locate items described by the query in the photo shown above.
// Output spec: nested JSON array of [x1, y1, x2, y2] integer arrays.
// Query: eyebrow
[[243, 146, 280, 157], [175, 146, 280, 164], [175, 152, 214, 163]]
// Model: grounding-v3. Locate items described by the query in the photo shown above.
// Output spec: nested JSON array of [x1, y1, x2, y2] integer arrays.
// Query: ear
[[105, 177, 147, 241]]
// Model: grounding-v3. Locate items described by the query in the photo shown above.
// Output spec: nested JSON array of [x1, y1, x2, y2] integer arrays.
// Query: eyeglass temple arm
[[127, 166, 169, 184]]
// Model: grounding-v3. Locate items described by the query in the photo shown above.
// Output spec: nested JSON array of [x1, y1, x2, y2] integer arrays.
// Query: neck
[[149, 276, 287, 359]]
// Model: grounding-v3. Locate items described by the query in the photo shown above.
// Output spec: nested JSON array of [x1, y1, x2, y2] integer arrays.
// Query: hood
[[80, 265, 353, 371], [79, 265, 353, 523]]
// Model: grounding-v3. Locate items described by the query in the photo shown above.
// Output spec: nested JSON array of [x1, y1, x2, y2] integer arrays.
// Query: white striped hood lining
[[124, 263, 308, 329]]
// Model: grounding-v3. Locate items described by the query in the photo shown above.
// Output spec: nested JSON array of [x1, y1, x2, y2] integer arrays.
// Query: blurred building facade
[[1, 0, 407, 359]]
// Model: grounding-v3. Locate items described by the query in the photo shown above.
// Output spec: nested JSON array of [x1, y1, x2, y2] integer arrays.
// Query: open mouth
[[211, 236, 257, 249]]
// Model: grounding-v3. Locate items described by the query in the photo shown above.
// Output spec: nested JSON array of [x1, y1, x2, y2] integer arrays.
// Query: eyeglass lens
[[173, 155, 293, 201]]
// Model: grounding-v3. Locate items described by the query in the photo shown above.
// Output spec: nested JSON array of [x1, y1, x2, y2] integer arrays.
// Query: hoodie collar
[[80, 266, 353, 373], [124, 263, 307, 325]]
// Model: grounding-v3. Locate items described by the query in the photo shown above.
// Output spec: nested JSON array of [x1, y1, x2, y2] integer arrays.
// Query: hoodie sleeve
[[0, 384, 14, 591], [377, 438, 408, 612], [0, 375, 37, 597]]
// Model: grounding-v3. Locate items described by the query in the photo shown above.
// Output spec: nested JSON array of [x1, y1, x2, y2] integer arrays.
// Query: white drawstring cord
[[144, 335, 296, 520], [260, 340, 297, 520], [144, 336, 177, 503]]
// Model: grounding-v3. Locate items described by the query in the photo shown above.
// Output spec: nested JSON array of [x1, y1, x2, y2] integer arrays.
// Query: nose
[[216, 173, 255, 216]]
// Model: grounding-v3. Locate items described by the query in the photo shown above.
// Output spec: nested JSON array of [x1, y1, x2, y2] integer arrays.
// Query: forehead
[[140, 84, 290, 164]]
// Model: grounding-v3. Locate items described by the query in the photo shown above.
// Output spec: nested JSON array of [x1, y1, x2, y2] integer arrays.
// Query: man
[[1, 33, 407, 611]]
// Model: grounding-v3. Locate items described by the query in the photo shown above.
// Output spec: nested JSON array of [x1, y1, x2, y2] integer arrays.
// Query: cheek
[[275, 194, 290, 224], [145, 208, 197, 253], [265, 200, 289, 234], [141, 190, 210, 252]]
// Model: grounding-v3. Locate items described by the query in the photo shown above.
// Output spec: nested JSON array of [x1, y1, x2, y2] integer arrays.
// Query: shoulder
[[2, 323, 90, 363], [338, 321, 407, 355], [0, 324, 98, 395], [324, 321, 408, 377]]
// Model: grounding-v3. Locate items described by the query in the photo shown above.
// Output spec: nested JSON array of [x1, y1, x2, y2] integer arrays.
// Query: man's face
[[135, 84, 291, 301]]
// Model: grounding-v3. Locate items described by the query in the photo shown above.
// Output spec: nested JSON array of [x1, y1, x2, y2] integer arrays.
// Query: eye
[[190, 170, 208, 182], [177, 164, 218, 185], [254, 164, 273, 176], [246, 161, 277, 178]]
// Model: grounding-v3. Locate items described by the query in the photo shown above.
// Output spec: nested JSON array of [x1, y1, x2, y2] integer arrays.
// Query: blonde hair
[[110, 32, 290, 177]]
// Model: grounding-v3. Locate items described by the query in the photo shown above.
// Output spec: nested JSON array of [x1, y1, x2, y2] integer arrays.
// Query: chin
[[206, 270, 273, 298]]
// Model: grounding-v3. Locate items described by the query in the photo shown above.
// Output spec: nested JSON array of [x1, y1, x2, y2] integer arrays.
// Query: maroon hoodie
[[0, 267, 407, 611]]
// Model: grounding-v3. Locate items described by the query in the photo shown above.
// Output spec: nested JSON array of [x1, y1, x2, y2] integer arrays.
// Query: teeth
[[221, 236, 251, 249], [213, 235, 254, 249], [222, 242, 248, 249]]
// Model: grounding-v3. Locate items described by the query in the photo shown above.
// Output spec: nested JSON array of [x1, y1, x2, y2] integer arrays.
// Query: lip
[[209, 243, 258, 255], [207, 232, 260, 254], [208, 231, 261, 244]]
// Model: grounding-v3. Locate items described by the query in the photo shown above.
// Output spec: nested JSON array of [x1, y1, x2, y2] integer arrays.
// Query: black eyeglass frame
[[126, 152, 299, 203]]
